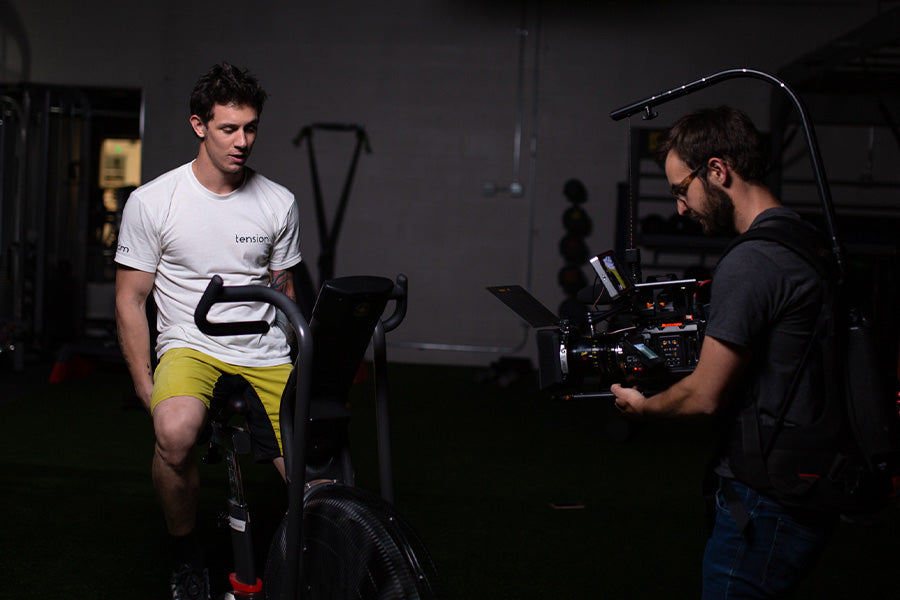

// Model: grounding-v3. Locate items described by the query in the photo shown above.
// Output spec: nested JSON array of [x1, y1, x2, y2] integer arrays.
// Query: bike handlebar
[[195, 275, 308, 337], [382, 274, 408, 333]]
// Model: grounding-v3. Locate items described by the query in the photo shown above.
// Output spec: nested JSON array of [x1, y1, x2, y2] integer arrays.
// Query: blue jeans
[[701, 479, 836, 599]]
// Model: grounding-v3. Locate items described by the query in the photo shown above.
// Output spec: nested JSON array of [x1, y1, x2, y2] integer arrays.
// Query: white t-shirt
[[115, 162, 302, 367]]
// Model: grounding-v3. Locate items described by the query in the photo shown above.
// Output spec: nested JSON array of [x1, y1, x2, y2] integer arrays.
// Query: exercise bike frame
[[195, 273, 408, 600], [201, 405, 263, 596]]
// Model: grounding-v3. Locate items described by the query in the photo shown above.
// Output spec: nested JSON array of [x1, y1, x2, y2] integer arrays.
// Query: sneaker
[[170, 563, 210, 600]]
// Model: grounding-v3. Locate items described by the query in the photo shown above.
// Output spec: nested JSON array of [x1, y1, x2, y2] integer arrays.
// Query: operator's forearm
[[640, 336, 747, 417], [116, 301, 154, 408], [642, 373, 716, 418], [613, 337, 745, 419]]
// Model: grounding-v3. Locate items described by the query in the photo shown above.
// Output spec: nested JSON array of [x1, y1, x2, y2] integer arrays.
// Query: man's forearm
[[116, 304, 154, 408], [613, 335, 747, 418], [612, 374, 714, 419], [643, 375, 711, 417]]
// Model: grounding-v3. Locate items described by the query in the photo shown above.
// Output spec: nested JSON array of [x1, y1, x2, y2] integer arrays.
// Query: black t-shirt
[[707, 207, 825, 474]]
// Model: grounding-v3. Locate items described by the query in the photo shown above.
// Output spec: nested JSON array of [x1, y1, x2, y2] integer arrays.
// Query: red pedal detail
[[229, 572, 263, 593]]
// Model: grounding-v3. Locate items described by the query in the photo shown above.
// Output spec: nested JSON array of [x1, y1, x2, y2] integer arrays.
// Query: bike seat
[[210, 373, 256, 424]]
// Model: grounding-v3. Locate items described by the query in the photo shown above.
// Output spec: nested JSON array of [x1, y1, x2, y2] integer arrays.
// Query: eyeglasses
[[670, 164, 705, 200]]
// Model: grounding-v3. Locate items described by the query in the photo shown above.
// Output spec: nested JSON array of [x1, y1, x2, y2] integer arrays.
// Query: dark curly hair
[[189, 62, 268, 124], [656, 106, 768, 184]]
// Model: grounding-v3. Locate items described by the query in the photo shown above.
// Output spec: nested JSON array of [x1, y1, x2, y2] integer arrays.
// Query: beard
[[691, 185, 736, 236]]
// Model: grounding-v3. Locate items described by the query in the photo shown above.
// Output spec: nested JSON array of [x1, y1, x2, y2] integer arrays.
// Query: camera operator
[[610, 106, 836, 599]]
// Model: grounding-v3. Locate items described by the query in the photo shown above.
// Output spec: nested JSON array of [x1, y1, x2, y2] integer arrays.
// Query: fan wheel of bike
[[264, 481, 440, 600]]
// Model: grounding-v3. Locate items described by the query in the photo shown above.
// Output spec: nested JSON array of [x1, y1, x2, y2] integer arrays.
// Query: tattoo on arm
[[271, 269, 296, 301], [271, 270, 289, 292]]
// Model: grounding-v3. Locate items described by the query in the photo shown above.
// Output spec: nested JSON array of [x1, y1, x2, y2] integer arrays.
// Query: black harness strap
[[717, 215, 834, 534]]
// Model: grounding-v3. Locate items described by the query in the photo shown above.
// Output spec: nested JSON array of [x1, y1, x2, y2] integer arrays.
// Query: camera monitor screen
[[588, 251, 635, 301]]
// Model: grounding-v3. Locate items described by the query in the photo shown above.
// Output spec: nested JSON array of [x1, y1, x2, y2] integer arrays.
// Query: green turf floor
[[1, 360, 898, 599]]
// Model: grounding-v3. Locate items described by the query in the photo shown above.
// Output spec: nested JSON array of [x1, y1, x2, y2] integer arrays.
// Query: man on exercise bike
[[115, 62, 302, 600]]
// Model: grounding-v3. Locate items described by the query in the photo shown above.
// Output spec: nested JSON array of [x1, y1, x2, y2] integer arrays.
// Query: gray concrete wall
[[1, 0, 878, 365]]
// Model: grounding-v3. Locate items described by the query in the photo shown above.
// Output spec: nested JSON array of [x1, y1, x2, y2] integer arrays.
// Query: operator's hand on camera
[[610, 383, 647, 417]]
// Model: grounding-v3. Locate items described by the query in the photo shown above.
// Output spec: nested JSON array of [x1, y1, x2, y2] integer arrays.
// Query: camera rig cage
[[489, 251, 708, 398]]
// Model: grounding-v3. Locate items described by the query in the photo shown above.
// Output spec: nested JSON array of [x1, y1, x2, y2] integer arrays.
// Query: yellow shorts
[[151, 347, 293, 458]]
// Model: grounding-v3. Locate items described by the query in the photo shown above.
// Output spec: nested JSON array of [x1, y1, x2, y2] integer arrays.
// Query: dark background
[[2, 361, 898, 599]]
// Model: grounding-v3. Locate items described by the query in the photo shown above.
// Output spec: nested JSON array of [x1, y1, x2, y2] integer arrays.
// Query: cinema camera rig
[[488, 67, 848, 402], [489, 250, 709, 400]]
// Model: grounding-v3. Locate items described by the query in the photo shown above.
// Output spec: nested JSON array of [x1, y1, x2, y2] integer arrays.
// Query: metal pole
[[372, 320, 395, 504]]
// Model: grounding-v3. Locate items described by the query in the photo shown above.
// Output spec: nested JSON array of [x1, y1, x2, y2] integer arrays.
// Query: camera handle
[[609, 67, 843, 279], [625, 248, 642, 286]]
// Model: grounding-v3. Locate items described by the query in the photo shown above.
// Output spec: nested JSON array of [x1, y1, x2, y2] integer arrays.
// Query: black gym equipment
[[195, 274, 440, 600], [292, 123, 372, 302]]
